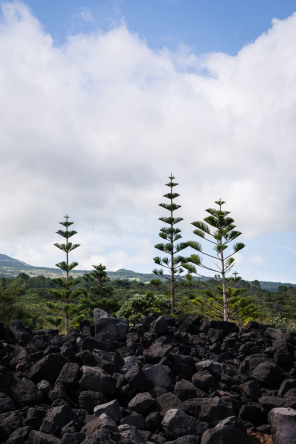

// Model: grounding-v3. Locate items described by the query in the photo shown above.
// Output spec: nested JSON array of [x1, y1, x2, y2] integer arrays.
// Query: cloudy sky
[[0, 0, 296, 283]]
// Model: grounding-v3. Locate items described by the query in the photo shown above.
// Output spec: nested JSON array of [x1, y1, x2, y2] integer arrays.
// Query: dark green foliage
[[116, 291, 171, 324], [83, 264, 113, 299], [187, 199, 245, 321], [190, 275, 260, 326], [73, 264, 118, 325], [48, 215, 81, 333], [153, 174, 187, 313]]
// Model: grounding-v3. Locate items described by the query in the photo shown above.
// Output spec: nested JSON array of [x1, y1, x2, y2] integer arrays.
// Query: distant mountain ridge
[[0, 254, 294, 291]]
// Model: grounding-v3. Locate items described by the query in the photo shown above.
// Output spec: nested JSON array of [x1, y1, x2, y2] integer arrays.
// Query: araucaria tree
[[187, 199, 245, 321], [153, 174, 188, 314], [48, 215, 80, 333]]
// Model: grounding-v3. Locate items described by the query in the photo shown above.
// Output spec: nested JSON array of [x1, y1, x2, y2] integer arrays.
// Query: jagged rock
[[251, 362, 284, 386], [278, 379, 296, 397], [128, 392, 155, 413], [165, 437, 200, 444], [268, 407, 296, 444], [93, 349, 124, 373], [162, 408, 207, 439], [192, 370, 214, 390], [174, 379, 202, 401], [240, 380, 261, 400], [144, 364, 172, 388], [93, 308, 110, 322], [118, 423, 145, 443], [6, 426, 31, 443], [9, 320, 32, 345], [82, 413, 118, 435], [168, 353, 195, 378], [151, 316, 169, 335], [60, 432, 85, 444], [78, 390, 105, 413], [40, 404, 73, 436], [156, 392, 183, 414], [27, 430, 61, 443], [94, 317, 129, 341], [144, 337, 173, 362], [201, 416, 249, 444], [56, 363, 80, 386], [4, 313, 296, 442], [196, 360, 223, 379], [79, 366, 116, 393], [239, 403, 266, 427], [0, 392, 15, 413], [197, 397, 235, 424], [29, 353, 67, 384], [93, 399, 122, 422], [125, 366, 153, 391], [120, 414, 147, 429], [10, 376, 43, 408]]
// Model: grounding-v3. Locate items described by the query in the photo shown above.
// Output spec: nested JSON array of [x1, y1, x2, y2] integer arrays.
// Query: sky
[[0, 0, 296, 283]]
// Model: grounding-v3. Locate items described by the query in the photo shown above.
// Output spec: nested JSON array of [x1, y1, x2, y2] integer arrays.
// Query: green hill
[[0, 254, 294, 290]]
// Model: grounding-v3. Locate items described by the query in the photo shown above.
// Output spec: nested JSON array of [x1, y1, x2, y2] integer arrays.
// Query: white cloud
[[77, 7, 94, 23], [0, 2, 295, 277]]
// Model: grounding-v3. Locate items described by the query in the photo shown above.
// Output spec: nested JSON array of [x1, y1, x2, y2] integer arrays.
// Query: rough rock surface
[[1, 314, 296, 443]]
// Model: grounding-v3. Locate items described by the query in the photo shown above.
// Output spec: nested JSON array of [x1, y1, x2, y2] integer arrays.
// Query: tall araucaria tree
[[153, 174, 188, 314], [48, 214, 80, 333], [187, 199, 245, 321]]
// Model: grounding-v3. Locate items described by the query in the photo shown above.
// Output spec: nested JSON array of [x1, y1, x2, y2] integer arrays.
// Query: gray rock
[[0, 392, 15, 413], [201, 416, 249, 444], [156, 392, 183, 414], [56, 363, 80, 386], [174, 379, 202, 401], [29, 353, 67, 384], [197, 397, 234, 424], [79, 366, 115, 393], [118, 423, 145, 443], [196, 360, 223, 379], [251, 362, 284, 386], [192, 370, 214, 390], [82, 413, 118, 435], [120, 414, 147, 429], [27, 430, 61, 443], [162, 408, 207, 439], [10, 377, 43, 408], [93, 308, 110, 322], [9, 320, 32, 345], [128, 392, 155, 413], [94, 399, 122, 422], [78, 390, 105, 413], [40, 404, 73, 436], [269, 407, 296, 444], [144, 364, 172, 388]]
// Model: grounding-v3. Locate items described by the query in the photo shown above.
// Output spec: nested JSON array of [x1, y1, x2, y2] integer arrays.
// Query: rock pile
[[1, 312, 296, 443]]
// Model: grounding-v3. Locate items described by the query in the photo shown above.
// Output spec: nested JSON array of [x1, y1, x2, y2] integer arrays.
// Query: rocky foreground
[[1, 311, 296, 444]]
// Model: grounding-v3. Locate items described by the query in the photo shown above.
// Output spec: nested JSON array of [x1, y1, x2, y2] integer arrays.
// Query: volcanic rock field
[[1, 310, 296, 443]]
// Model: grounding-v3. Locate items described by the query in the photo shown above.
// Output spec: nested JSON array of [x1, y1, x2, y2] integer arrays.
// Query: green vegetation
[[47, 215, 81, 333], [73, 264, 120, 325], [0, 271, 295, 330], [153, 174, 188, 314], [187, 199, 245, 321], [116, 291, 171, 324]]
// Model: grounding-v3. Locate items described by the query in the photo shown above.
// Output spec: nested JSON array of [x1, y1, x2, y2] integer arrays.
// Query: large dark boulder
[[29, 354, 67, 384], [162, 408, 208, 439], [269, 407, 296, 444]]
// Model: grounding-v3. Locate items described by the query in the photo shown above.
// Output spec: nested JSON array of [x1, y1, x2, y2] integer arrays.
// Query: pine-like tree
[[153, 174, 188, 314], [83, 264, 113, 300], [72, 264, 116, 324], [48, 215, 80, 333], [187, 199, 245, 321]]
